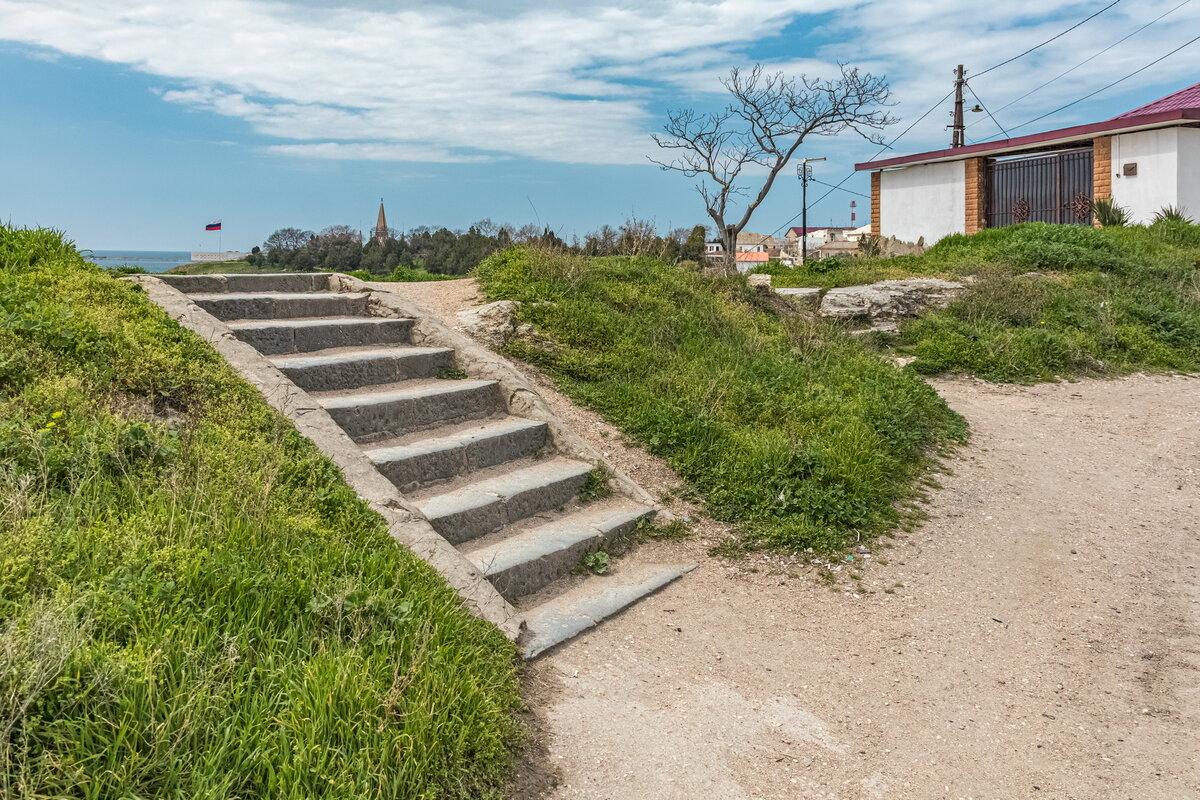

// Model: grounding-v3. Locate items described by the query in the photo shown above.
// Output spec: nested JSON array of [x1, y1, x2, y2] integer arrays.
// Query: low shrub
[[898, 224, 1200, 381], [383, 265, 461, 282]]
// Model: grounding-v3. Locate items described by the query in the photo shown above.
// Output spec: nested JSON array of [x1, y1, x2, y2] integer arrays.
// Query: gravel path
[[368, 281, 1200, 799]]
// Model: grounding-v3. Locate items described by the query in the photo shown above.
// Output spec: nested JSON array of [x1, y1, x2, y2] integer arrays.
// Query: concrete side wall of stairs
[[131, 272, 689, 657]]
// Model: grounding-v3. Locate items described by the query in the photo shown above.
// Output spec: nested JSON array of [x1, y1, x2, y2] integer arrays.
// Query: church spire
[[373, 198, 390, 242]]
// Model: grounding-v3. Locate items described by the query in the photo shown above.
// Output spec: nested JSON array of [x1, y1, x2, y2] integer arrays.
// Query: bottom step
[[520, 563, 695, 659]]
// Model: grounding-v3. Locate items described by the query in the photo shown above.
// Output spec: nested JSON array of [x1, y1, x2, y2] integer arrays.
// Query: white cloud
[[1, 0, 1198, 166]]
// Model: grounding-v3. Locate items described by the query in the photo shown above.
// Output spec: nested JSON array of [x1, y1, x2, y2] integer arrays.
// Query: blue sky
[[1, 0, 1198, 251]]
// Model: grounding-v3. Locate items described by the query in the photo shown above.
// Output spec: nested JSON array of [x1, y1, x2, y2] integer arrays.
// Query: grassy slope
[[0, 227, 521, 799], [475, 247, 966, 552], [766, 223, 1200, 383], [346, 266, 463, 282], [164, 260, 279, 274]]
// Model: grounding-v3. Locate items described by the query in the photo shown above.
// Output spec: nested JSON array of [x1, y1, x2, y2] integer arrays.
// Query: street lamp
[[797, 157, 826, 264]]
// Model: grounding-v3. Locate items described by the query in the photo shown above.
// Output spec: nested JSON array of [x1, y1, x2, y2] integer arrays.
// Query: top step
[[189, 291, 370, 322], [157, 273, 333, 294]]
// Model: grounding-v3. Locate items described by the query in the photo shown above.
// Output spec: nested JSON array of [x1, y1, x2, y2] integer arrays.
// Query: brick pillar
[[870, 171, 881, 236], [964, 157, 986, 234], [1093, 136, 1112, 227]]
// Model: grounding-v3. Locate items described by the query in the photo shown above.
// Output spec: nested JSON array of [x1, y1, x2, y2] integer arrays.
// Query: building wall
[[1111, 128, 1182, 223], [964, 158, 986, 234], [870, 172, 881, 236], [878, 161, 965, 244], [1175, 128, 1200, 218]]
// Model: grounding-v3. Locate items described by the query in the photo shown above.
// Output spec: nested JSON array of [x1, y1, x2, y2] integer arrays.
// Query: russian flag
[[205, 221, 222, 231]]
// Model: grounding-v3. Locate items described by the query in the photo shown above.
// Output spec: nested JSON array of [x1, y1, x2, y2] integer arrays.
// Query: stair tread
[[271, 345, 452, 368], [520, 563, 695, 658], [189, 291, 364, 301], [365, 416, 546, 462], [311, 378, 497, 407], [465, 499, 652, 576], [412, 457, 593, 519], [227, 316, 411, 329]]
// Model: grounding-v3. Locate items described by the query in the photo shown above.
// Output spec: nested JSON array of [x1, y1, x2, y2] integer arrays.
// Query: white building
[[855, 82, 1200, 244]]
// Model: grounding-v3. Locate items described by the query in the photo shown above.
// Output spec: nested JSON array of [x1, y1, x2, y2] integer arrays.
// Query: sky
[[1, 0, 1198, 251]]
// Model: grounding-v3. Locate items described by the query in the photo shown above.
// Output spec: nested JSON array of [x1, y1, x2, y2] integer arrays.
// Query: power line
[[965, 81, 1010, 138], [811, 178, 870, 198], [966, 0, 1192, 132], [1007, 32, 1200, 133], [751, 2, 1126, 245], [973, 0, 1124, 78], [749, 90, 955, 242]]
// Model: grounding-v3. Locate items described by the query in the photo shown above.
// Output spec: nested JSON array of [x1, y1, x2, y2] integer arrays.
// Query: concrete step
[[226, 317, 414, 355], [190, 291, 369, 321], [465, 500, 654, 600], [271, 345, 455, 392], [411, 457, 594, 545], [520, 563, 695, 658], [158, 273, 332, 294], [314, 379, 502, 442], [365, 416, 549, 493]]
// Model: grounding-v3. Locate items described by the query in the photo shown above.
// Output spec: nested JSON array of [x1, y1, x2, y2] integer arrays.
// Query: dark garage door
[[986, 148, 1094, 228]]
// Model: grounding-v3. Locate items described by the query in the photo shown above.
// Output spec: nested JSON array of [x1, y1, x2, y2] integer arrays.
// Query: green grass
[[754, 255, 941, 290], [474, 246, 966, 552], [0, 226, 522, 798], [347, 265, 464, 283], [164, 260, 280, 275], [756, 223, 1200, 383]]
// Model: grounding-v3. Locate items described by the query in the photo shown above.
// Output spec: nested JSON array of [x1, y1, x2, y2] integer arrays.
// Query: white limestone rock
[[819, 279, 965, 321]]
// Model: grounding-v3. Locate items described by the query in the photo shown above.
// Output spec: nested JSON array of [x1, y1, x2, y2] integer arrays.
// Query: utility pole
[[797, 156, 826, 264], [951, 64, 966, 148]]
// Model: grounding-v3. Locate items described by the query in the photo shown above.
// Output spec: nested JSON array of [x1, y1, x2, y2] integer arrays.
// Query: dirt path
[[370, 281, 1200, 799]]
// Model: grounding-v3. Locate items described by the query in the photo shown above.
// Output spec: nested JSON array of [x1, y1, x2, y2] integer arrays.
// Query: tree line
[[249, 219, 710, 276]]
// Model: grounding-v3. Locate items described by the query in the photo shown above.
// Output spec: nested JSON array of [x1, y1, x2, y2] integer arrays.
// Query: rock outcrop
[[456, 300, 521, 347], [818, 279, 966, 322]]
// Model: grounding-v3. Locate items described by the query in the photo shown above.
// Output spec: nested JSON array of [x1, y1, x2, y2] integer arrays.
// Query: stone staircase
[[148, 272, 690, 657]]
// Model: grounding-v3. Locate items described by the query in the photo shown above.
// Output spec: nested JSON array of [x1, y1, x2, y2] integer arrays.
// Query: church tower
[[372, 199, 390, 243]]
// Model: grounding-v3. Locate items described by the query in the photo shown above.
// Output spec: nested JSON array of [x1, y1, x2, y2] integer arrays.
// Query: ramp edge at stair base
[[520, 564, 697, 659]]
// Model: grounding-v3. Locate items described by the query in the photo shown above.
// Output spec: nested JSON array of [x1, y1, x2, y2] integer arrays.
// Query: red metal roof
[[856, 81, 1200, 172], [1112, 81, 1200, 119]]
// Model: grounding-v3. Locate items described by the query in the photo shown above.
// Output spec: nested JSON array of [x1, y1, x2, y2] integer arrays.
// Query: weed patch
[[0, 226, 522, 798], [757, 223, 1200, 383], [475, 247, 965, 552]]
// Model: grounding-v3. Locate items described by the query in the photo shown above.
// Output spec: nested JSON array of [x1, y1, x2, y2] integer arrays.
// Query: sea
[[85, 250, 193, 273]]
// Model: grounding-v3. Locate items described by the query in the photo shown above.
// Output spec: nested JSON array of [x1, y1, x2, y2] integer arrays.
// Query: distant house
[[855, 81, 1200, 244], [814, 239, 861, 259], [785, 226, 852, 245], [784, 226, 855, 260], [734, 251, 771, 268], [844, 224, 873, 242], [705, 231, 787, 270]]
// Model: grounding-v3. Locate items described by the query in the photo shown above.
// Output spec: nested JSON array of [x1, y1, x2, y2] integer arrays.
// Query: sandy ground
[[372, 280, 1200, 800]]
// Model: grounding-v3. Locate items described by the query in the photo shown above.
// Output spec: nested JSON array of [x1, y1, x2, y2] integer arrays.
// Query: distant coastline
[[85, 250, 192, 273]]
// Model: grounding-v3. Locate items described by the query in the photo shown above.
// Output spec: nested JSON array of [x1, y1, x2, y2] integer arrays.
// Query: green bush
[[899, 224, 1200, 381], [0, 225, 521, 798], [384, 264, 460, 282], [475, 247, 965, 552]]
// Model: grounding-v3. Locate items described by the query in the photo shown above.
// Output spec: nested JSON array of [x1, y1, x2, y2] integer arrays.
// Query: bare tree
[[651, 64, 894, 274]]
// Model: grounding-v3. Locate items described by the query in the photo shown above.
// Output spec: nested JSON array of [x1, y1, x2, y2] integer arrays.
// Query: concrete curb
[[334, 274, 661, 512], [127, 275, 524, 641]]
